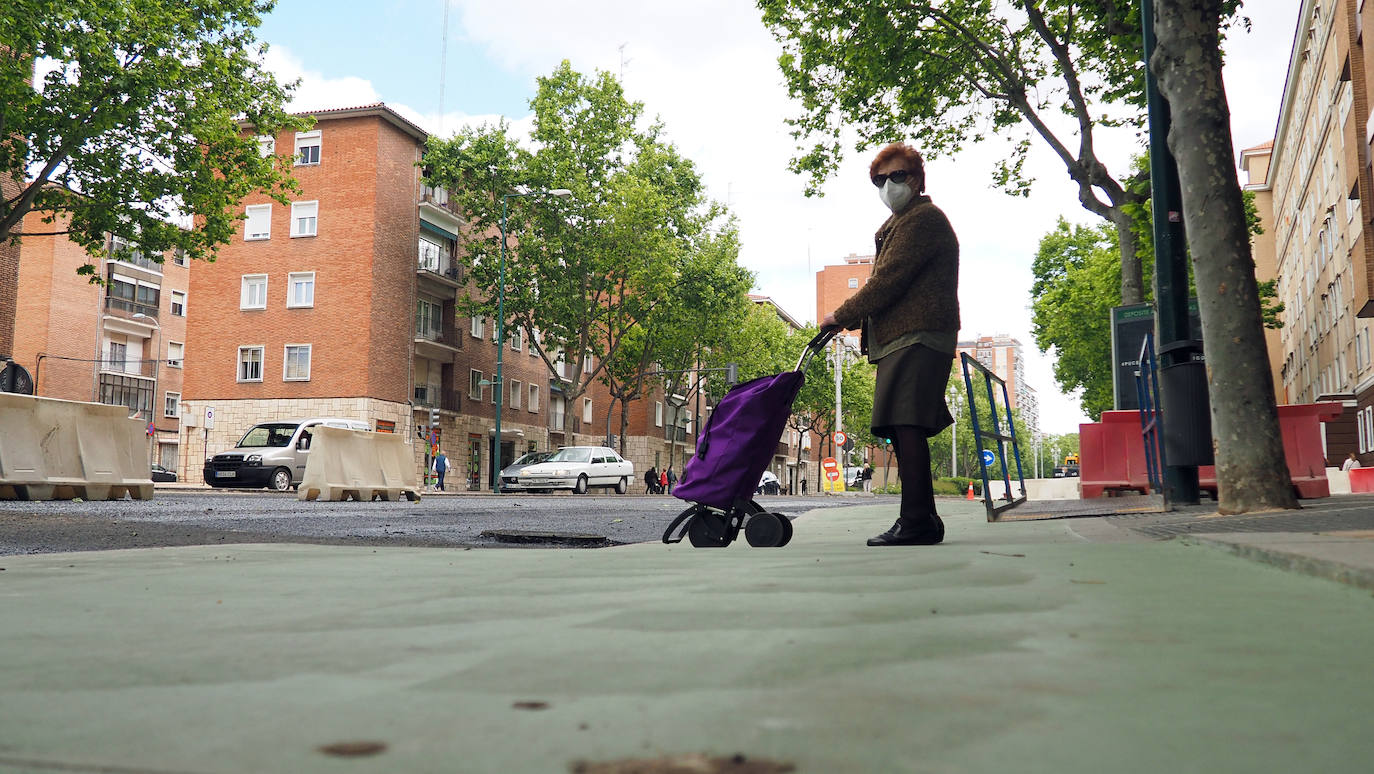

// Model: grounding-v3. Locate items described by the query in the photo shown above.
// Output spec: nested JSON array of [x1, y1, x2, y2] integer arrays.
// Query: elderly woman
[[822, 142, 959, 546]]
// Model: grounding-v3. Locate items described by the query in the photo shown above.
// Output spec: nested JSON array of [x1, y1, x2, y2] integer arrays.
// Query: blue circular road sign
[[981, 450, 995, 467]]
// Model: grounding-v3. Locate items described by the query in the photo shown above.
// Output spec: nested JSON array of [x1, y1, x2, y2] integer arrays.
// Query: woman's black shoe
[[866, 514, 944, 546]]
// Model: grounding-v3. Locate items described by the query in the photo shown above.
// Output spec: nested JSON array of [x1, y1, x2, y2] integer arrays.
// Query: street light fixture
[[131, 312, 161, 467], [494, 187, 571, 492]]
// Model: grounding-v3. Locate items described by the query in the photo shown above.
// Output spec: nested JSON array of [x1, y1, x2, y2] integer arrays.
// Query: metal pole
[[951, 394, 959, 478], [495, 194, 508, 493], [833, 337, 843, 433], [1142, 0, 1200, 504]]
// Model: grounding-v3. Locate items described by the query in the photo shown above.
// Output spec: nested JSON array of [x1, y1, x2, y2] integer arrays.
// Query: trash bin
[[1158, 340, 1214, 467]]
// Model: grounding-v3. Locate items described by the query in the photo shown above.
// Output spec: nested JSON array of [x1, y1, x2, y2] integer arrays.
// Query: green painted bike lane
[[1, 500, 1371, 773]]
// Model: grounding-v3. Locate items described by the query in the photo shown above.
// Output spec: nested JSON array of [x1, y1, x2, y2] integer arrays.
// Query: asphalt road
[[0, 489, 893, 555]]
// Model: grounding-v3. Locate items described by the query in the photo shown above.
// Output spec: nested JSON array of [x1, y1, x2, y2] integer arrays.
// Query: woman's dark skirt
[[871, 343, 954, 439]]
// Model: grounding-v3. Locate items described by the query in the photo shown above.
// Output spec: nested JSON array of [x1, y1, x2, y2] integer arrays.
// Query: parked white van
[[204, 417, 370, 491]]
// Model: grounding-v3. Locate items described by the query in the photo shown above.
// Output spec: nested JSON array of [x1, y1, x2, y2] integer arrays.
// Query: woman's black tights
[[892, 426, 936, 521]]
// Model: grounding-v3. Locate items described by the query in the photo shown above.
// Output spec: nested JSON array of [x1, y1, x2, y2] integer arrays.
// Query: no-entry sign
[[821, 456, 841, 481]]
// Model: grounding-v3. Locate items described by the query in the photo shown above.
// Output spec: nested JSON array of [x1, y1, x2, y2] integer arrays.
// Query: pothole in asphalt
[[571, 753, 795, 773], [318, 740, 388, 757], [480, 529, 621, 547]]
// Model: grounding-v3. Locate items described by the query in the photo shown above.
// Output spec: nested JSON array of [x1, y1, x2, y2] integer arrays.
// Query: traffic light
[[725, 362, 738, 387], [429, 407, 440, 428]]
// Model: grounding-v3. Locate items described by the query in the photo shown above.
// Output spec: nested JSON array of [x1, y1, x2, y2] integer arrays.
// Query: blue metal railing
[[960, 353, 1027, 521], [1134, 333, 1167, 500]]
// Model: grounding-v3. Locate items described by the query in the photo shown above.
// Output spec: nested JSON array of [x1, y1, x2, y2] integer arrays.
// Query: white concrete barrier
[[0, 393, 154, 501], [986, 477, 1081, 501], [298, 426, 421, 502]]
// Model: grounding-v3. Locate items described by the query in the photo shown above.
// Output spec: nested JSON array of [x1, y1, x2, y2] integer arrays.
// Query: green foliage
[[757, 0, 1143, 195], [1029, 218, 1124, 420], [0, 0, 306, 273], [1029, 161, 1282, 420], [424, 61, 744, 431]]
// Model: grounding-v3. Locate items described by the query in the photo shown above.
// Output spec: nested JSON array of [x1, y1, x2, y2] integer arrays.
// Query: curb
[[1183, 535, 1374, 593]]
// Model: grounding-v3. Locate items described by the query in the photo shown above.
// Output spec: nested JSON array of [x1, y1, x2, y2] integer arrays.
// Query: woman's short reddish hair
[[869, 143, 926, 191]]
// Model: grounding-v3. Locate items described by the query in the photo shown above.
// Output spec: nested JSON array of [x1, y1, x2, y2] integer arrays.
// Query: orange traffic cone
[[966, 481, 976, 500]]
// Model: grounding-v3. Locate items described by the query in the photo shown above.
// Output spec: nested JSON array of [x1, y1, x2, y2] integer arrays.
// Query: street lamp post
[[131, 312, 161, 467], [494, 188, 571, 492]]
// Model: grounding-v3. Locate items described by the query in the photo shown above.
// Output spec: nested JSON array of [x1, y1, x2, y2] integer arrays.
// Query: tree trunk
[[1114, 211, 1144, 305], [1151, 0, 1296, 513]]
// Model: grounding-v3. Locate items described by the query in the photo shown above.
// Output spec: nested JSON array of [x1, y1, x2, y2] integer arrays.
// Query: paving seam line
[[1181, 535, 1374, 593]]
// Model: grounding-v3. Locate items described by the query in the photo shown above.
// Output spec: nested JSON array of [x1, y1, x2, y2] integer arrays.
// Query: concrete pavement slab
[[2, 501, 1372, 773]]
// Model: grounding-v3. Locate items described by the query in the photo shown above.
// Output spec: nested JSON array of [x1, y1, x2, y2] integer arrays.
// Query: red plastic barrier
[[1079, 403, 1343, 500], [1349, 467, 1374, 494]]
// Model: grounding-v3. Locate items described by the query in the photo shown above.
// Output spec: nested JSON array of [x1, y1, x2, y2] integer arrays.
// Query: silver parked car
[[516, 446, 634, 494], [498, 451, 555, 492]]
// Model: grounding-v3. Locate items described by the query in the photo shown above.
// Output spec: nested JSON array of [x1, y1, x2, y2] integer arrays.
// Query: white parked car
[[516, 446, 634, 494]]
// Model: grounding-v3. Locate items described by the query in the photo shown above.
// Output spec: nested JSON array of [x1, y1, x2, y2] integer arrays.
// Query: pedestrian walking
[[1343, 452, 1361, 471], [801, 477, 807, 494], [863, 463, 874, 493], [645, 466, 658, 494], [433, 450, 449, 491], [823, 142, 959, 547], [660, 468, 669, 495], [666, 467, 677, 495]]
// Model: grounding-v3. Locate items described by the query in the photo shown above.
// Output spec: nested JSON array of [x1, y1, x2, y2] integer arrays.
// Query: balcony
[[98, 372, 154, 414], [413, 385, 461, 412], [414, 327, 460, 361], [105, 296, 159, 320], [109, 249, 162, 273]]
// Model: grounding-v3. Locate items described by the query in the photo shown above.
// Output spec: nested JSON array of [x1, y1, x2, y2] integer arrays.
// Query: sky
[[252, 0, 1302, 435]]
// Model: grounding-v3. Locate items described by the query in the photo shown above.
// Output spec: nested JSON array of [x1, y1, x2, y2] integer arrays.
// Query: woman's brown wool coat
[[831, 195, 960, 350]]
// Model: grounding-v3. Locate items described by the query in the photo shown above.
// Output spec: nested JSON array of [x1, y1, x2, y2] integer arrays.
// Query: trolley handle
[[796, 327, 839, 372]]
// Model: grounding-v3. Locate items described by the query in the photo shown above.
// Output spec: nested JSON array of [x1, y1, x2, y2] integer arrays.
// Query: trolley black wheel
[[687, 511, 730, 548], [744, 512, 787, 548], [775, 513, 794, 547]]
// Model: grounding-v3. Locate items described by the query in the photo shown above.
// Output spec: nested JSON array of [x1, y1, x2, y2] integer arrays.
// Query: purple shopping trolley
[[663, 330, 835, 548]]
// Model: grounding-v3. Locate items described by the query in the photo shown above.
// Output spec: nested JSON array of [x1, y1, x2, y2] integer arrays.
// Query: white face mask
[[879, 179, 915, 213]]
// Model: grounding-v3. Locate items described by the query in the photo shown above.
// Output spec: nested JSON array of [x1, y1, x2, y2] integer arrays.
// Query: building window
[[283, 344, 311, 381], [172, 248, 188, 267], [105, 340, 128, 372], [416, 298, 442, 340], [294, 130, 321, 165], [170, 290, 186, 317], [419, 236, 444, 272], [166, 341, 183, 369], [848, 277, 858, 288], [241, 274, 267, 310], [528, 384, 540, 412], [655, 401, 663, 427], [510, 380, 521, 409], [470, 316, 485, 339], [244, 204, 271, 240], [164, 392, 180, 419], [288, 272, 315, 308], [582, 397, 593, 424], [290, 201, 318, 237], [685, 410, 693, 435], [256, 135, 275, 157], [510, 328, 522, 351], [470, 369, 483, 400], [237, 346, 263, 382], [583, 352, 594, 372]]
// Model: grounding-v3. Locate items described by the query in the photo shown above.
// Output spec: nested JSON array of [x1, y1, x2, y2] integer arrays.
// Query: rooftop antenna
[[438, 0, 451, 135], [618, 42, 631, 82]]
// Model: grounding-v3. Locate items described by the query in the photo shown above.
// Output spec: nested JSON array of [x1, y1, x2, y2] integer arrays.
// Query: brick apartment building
[[8, 209, 189, 470], [955, 334, 1040, 439], [815, 252, 873, 326], [1251, 0, 1374, 465], [182, 102, 706, 489], [182, 103, 553, 488]]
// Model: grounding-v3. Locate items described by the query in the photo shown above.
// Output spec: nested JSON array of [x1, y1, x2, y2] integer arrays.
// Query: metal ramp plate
[[991, 494, 1167, 522]]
